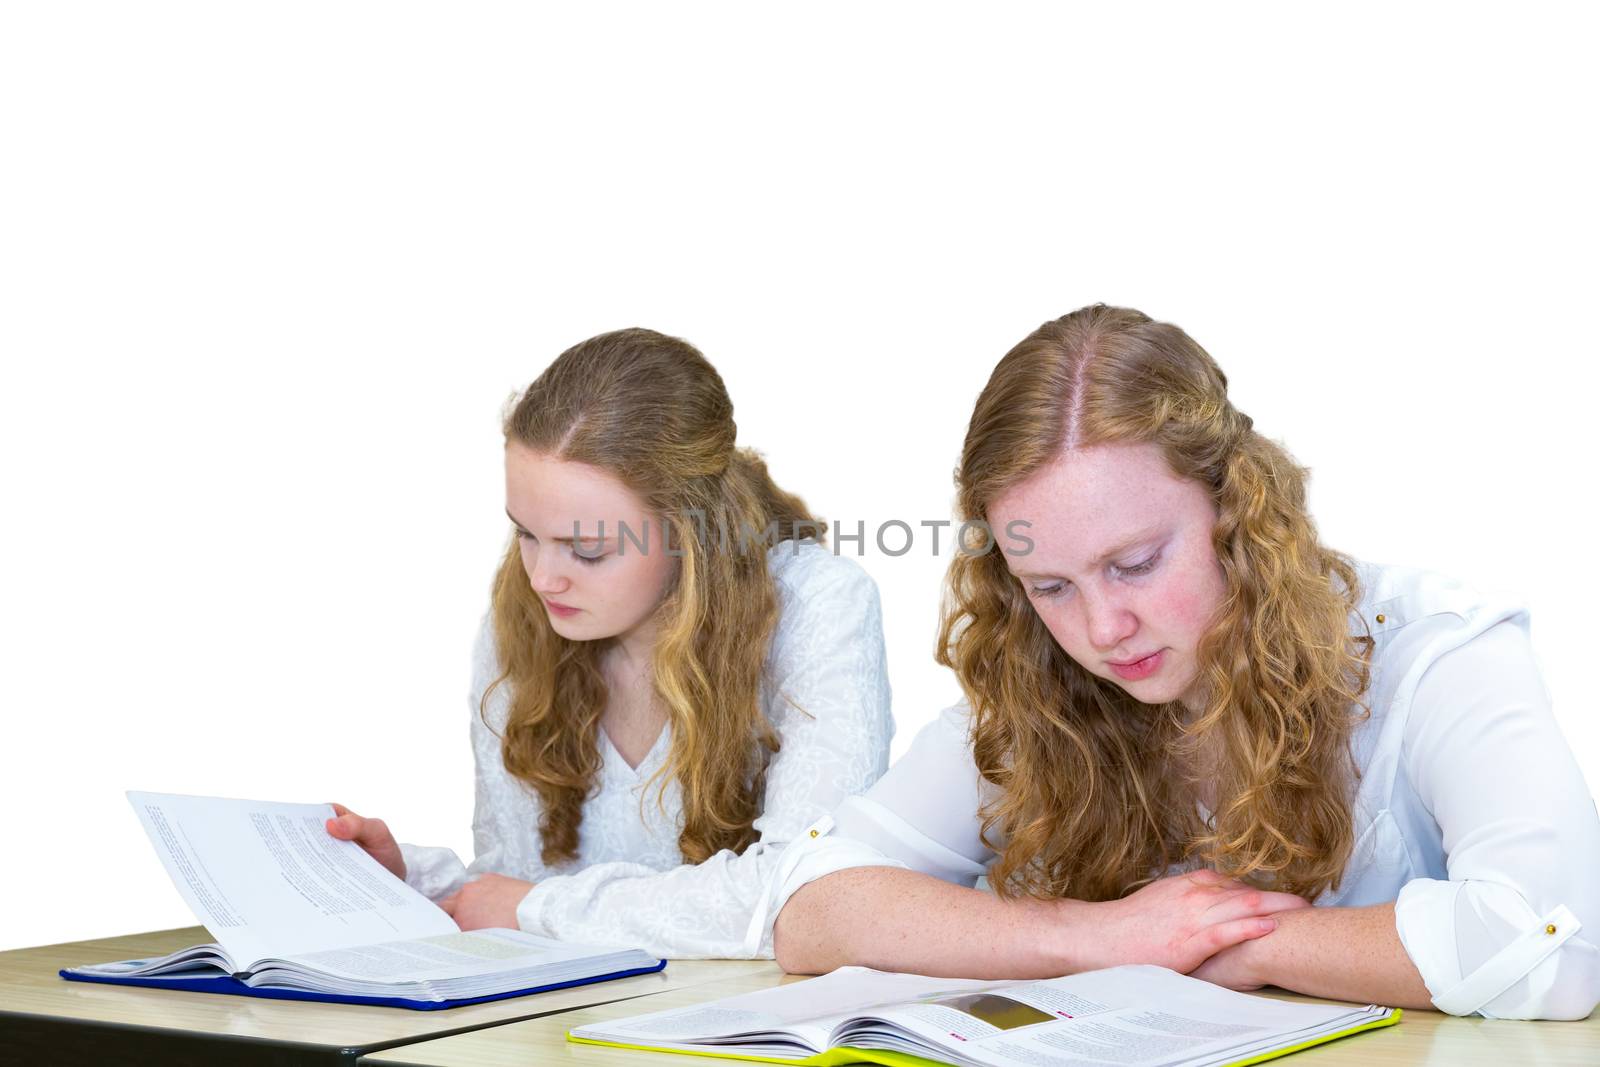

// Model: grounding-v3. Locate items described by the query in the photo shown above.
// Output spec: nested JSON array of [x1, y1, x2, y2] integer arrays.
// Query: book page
[[580, 968, 1006, 1053], [281, 928, 625, 983], [850, 965, 1379, 1067], [580, 965, 1389, 1067], [127, 790, 458, 968]]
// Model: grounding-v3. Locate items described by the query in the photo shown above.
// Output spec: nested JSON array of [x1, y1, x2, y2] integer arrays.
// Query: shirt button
[[1376, 613, 1387, 624], [1546, 923, 1558, 935]]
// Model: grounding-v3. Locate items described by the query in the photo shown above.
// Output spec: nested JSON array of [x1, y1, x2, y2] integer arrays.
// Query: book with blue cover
[[60, 791, 664, 1009]]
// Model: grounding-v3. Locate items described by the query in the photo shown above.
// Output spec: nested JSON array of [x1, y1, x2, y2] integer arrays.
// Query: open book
[[569, 965, 1399, 1067], [60, 791, 664, 1009]]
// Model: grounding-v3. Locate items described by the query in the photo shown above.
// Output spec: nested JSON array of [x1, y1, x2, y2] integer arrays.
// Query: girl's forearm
[[1250, 904, 1435, 1009], [773, 866, 1080, 977]]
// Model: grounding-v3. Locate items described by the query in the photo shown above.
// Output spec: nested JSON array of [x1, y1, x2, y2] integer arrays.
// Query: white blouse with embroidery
[[398, 539, 893, 959], [761, 561, 1600, 1020]]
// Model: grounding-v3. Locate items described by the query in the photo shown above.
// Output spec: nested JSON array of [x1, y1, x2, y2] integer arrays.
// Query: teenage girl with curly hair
[[772, 305, 1599, 1019]]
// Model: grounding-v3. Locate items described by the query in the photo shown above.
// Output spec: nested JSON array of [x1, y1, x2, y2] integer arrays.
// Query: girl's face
[[504, 443, 679, 648], [988, 441, 1228, 713]]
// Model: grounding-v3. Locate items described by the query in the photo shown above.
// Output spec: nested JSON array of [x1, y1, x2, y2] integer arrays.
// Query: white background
[[3, 3, 1596, 953]]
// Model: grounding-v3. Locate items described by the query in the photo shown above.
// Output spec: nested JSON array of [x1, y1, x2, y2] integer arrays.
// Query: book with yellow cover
[[569, 964, 1399, 1067]]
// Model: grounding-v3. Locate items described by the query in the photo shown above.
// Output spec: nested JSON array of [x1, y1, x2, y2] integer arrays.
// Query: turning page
[[126, 790, 458, 968]]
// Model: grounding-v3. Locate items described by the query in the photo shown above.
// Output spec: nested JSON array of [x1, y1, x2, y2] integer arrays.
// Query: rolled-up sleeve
[[1394, 621, 1600, 1020], [767, 702, 997, 931]]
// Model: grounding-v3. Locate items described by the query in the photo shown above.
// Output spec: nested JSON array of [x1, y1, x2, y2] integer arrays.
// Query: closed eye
[[516, 529, 607, 564], [1115, 552, 1160, 577]]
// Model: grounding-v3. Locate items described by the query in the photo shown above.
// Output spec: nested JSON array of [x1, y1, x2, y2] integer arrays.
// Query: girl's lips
[[544, 600, 580, 618], [1109, 649, 1164, 680]]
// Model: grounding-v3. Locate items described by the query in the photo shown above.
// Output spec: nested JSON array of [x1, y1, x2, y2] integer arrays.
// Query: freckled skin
[[988, 441, 1227, 712], [777, 440, 1441, 1009], [977, 441, 1436, 1009]]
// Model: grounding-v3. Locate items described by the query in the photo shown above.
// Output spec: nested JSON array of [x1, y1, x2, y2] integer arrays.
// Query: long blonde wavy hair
[[941, 305, 1373, 903], [488, 328, 819, 868]]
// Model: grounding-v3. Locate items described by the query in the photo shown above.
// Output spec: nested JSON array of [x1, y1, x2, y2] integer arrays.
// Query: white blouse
[[763, 560, 1600, 1020], [399, 539, 894, 959]]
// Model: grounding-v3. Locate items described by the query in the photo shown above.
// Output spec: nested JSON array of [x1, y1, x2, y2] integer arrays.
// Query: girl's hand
[[1061, 869, 1310, 975], [324, 802, 406, 880], [1188, 936, 1269, 990], [439, 874, 535, 931]]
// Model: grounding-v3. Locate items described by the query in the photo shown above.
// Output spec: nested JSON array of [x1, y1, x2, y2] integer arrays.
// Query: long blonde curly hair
[[488, 328, 819, 868], [940, 305, 1373, 903]]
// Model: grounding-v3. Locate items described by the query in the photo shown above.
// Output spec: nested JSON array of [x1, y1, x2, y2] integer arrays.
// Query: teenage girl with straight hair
[[332, 327, 893, 957]]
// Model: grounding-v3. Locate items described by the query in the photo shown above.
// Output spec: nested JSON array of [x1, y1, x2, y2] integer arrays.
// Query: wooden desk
[[0, 926, 768, 1067], [358, 969, 1600, 1067]]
